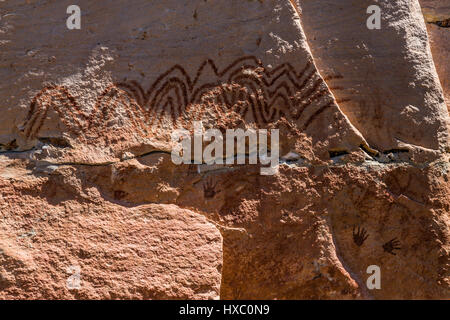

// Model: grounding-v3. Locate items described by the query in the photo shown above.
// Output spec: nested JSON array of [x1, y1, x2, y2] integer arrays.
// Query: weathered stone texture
[[0, 0, 448, 299]]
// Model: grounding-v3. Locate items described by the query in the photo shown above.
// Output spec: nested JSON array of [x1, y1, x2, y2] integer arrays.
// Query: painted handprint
[[203, 177, 220, 199], [352, 225, 369, 246], [383, 238, 401, 255]]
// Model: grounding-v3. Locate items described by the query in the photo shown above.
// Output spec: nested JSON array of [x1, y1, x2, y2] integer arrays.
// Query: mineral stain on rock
[[0, 0, 448, 300]]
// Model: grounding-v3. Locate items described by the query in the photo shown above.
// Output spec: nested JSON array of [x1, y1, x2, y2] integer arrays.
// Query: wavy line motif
[[22, 56, 337, 141]]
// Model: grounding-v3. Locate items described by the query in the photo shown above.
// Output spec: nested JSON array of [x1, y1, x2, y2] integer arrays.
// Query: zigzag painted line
[[22, 56, 338, 141]]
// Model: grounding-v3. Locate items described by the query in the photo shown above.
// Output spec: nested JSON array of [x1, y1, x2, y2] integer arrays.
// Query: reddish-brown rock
[[0, 0, 449, 300], [0, 162, 223, 299], [420, 0, 450, 110]]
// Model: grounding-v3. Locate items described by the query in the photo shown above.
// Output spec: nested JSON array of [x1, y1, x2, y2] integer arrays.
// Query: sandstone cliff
[[0, 0, 448, 299]]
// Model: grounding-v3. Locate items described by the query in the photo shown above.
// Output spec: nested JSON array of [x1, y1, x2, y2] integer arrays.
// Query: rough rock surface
[[0, 0, 449, 299], [0, 167, 223, 299], [420, 0, 450, 109]]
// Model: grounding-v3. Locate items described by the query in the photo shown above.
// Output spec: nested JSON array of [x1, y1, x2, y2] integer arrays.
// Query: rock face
[[0, 169, 223, 299], [300, 0, 448, 154], [0, 0, 449, 299], [420, 0, 450, 110]]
